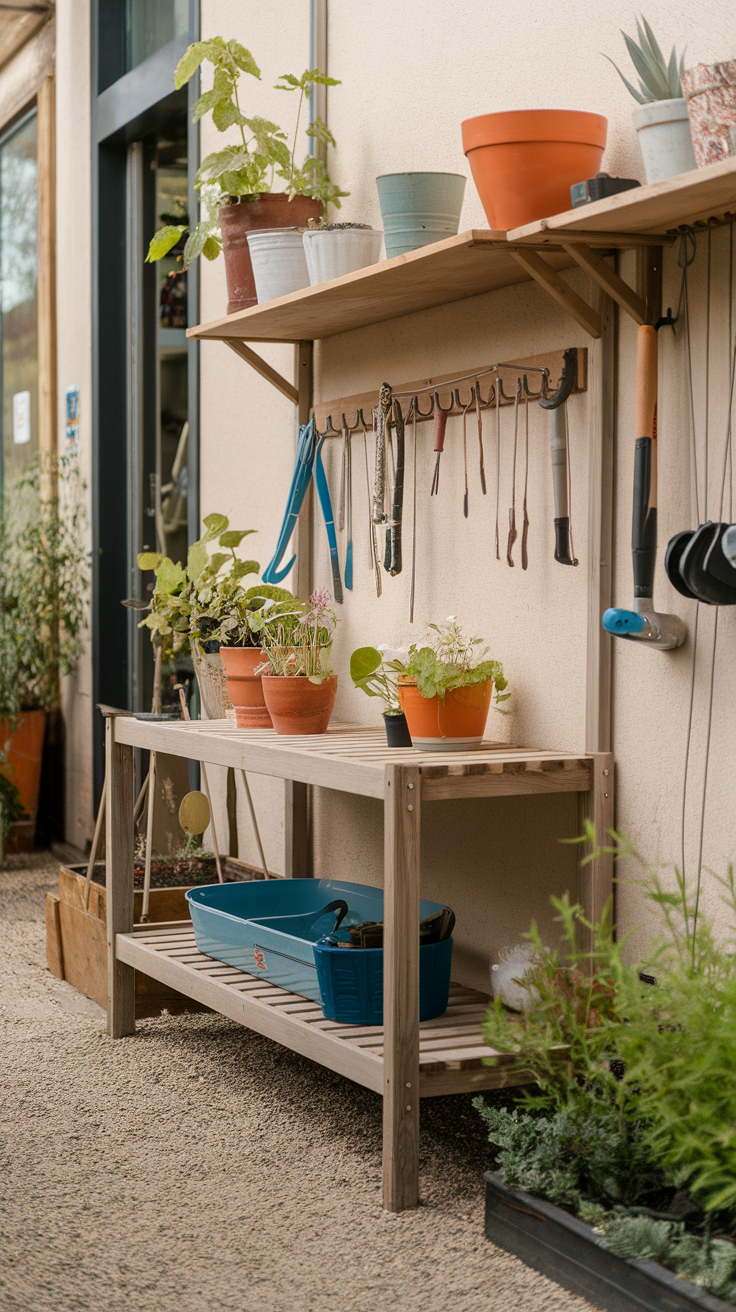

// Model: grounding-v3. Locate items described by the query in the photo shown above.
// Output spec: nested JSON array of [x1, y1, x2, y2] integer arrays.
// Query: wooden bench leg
[[382, 763, 421, 1211], [106, 717, 136, 1037], [284, 779, 310, 878]]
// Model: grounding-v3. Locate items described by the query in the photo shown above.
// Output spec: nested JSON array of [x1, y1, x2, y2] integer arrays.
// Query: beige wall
[[196, 1, 736, 988]]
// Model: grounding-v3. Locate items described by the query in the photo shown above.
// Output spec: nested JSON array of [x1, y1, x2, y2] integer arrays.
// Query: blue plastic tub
[[314, 936, 453, 1025], [186, 879, 453, 1022]]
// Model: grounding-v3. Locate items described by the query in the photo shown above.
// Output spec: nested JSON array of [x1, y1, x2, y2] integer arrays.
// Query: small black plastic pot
[[383, 711, 412, 747]]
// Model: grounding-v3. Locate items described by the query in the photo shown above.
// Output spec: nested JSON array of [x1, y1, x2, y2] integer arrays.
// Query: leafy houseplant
[[474, 836, 736, 1306], [385, 618, 508, 751], [605, 16, 696, 182], [146, 38, 347, 312], [0, 458, 88, 849], [252, 588, 339, 735], [350, 645, 412, 747]]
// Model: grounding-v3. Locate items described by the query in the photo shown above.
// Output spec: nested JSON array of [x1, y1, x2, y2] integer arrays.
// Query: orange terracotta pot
[[0, 709, 47, 814], [219, 647, 272, 729], [461, 109, 607, 231], [261, 675, 337, 735], [398, 679, 492, 751]]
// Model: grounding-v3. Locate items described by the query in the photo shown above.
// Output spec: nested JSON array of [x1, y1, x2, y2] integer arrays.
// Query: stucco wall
[[181, 3, 736, 986]]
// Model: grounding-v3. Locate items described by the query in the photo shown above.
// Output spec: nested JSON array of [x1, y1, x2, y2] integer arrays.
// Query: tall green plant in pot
[[146, 38, 347, 312], [0, 458, 88, 850]]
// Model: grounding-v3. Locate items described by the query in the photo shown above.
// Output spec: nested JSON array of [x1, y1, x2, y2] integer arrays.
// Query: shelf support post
[[284, 778, 310, 879], [383, 762, 421, 1212], [577, 753, 615, 955], [105, 715, 136, 1038]]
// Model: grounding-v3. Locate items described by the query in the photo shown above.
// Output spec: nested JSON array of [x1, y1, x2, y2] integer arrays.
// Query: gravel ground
[[0, 852, 597, 1312]]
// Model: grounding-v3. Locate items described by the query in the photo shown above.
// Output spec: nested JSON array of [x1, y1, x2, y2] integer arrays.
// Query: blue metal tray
[[186, 879, 451, 1010]]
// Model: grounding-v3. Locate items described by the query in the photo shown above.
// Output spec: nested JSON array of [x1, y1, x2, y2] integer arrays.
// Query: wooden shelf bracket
[[224, 339, 299, 404]]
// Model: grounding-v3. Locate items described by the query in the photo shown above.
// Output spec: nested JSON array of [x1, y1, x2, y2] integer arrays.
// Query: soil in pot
[[461, 109, 607, 230], [219, 193, 322, 313], [219, 647, 272, 729], [261, 674, 337, 735], [398, 679, 492, 751]]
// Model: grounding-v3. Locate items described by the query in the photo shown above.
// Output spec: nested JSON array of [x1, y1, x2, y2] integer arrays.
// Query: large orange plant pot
[[398, 680, 492, 751], [0, 710, 47, 844], [461, 110, 607, 231], [261, 675, 337, 735], [219, 647, 272, 729]]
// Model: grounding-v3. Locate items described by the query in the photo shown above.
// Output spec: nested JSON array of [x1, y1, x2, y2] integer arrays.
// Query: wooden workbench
[[105, 716, 613, 1211]]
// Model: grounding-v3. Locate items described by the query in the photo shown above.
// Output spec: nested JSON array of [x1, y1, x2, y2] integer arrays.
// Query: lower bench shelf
[[116, 921, 530, 1098]]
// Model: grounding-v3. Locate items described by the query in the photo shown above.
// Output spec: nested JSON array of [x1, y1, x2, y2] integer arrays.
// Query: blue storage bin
[[313, 936, 453, 1026], [186, 879, 452, 1019]]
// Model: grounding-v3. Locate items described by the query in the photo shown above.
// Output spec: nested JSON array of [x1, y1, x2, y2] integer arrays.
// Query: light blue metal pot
[[376, 172, 466, 258]]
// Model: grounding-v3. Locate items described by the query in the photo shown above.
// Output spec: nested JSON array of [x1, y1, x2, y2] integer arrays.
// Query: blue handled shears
[[262, 420, 344, 603]]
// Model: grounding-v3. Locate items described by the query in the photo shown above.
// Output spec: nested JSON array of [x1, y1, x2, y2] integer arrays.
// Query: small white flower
[[378, 643, 409, 664], [446, 614, 457, 623]]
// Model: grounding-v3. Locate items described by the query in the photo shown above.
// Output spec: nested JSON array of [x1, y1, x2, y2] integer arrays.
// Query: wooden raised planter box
[[484, 1173, 733, 1312], [46, 858, 260, 1018]]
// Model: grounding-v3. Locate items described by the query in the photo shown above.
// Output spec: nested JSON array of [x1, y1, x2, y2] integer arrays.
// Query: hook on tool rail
[[539, 348, 578, 411]]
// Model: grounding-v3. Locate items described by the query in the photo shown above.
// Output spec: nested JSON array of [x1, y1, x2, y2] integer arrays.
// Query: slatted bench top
[[113, 719, 594, 800], [117, 921, 530, 1098]]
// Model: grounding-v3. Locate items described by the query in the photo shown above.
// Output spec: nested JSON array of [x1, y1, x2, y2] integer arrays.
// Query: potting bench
[[105, 714, 613, 1211]]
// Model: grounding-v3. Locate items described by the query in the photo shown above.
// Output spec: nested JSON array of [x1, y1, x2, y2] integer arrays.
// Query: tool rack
[[106, 715, 613, 1212]]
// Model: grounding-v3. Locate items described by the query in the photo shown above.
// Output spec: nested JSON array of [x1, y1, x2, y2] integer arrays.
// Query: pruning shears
[[262, 418, 317, 585], [314, 434, 343, 603]]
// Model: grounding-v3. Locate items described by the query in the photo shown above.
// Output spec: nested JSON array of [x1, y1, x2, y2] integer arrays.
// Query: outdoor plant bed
[[484, 1173, 734, 1312], [46, 857, 259, 1016]]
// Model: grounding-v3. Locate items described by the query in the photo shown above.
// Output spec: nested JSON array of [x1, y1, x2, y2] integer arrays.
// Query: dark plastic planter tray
[[484, 1173, 734, 1312]]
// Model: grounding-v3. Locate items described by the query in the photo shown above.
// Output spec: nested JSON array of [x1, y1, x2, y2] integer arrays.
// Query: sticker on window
[[12, 391, 30, 445]]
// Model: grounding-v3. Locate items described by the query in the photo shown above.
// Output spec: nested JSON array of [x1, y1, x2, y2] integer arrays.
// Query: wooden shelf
[[509, 153, 736, 243], [117, 921, 525, 1098]]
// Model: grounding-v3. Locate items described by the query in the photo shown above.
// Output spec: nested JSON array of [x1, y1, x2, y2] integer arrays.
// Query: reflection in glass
[[125, 0, 189, 73], [1, 112, 38, 492]]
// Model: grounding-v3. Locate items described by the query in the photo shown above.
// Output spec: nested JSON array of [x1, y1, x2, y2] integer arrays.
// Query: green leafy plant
[[350, 644, 408, 715], [128, 513, 291, 660], [0, 457, 88, 721], [251, 586, 336, 683], [387, 618, 509, 704], [0, 763, 24, 853], [605, 16, 686, 103], [146, 38, 347, 268]]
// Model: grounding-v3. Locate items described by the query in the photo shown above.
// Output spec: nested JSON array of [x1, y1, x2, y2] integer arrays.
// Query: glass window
[[126, 0, 189, 73], [0, 112, 38, 494]]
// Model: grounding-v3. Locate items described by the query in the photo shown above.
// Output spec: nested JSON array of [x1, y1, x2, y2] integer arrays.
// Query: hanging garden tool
[[461, 396, 471, 518], [494, 377, 501, 559], [603, 325, 686, 649], [372, 382, 392, 524], [507, 382, 520, 565], [409, 403, 417, 622], [539, 348, 578, 566], [314, 433, 343, 604], [521, 395, 530, 570], [263, 418, 316, 584], [384, 398, 405, 575], [340, 419, 353, 591], [430, 395, 449, 496], [362, 419, 382, 597], [475, 380, 487, 495]]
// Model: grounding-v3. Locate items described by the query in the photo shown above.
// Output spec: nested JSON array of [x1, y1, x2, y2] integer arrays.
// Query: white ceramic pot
[[632, 98, 696, 184], [245, 228, 310, 303], [302, 228, 383, 285]]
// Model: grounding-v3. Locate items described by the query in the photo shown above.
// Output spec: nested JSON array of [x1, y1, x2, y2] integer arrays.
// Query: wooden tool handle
[[635, 325, 657, 440], [433, 405, 448, 452]]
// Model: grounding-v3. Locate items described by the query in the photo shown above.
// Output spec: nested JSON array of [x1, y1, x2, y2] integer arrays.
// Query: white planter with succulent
[[303, 222, 383, 286], [606, 16, 696, 184]]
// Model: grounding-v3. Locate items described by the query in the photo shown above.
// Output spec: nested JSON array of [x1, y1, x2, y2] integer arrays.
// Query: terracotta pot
[[398, 679, 492, 751], [0, 709, 46, 812], [261, 675, 337, 735], [219, 647, 272, 729], [219, 194, 324, 313], [461, 110, 607, 231]]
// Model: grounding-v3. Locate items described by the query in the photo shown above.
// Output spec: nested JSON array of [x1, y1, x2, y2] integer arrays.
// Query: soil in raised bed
[[85, 857, 244, 890]]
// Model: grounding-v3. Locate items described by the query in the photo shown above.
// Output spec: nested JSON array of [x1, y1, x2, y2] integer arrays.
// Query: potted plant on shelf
[[303, 219, 382, 284], [350, 644, 412, 746], [605, 17, 696, 183], [0, 458, 88, 852], [387, 617, 509, 751], [251, 587, 338, 735], [375, 173, 466, 258], [131, 513, 292, 725], [146, 38, 347, 311]]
